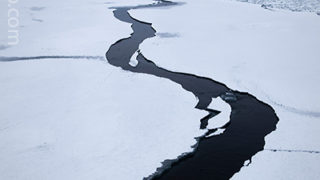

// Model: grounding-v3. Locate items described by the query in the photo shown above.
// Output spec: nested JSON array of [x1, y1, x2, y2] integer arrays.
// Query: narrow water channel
[[106, 1, 279, 179]]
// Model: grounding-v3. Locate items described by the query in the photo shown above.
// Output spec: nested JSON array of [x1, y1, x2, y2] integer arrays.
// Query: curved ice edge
[[144, 94, 235, 179], [106, 0, 279, 179], [144, 132, 206, 180]]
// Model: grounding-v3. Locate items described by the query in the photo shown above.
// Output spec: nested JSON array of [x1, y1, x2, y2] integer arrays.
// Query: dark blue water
[[106, 1, 279, 179]]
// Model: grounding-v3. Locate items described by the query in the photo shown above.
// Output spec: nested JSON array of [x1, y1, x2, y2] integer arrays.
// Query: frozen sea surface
[[235, 0, 320, 12], [130, 0, 320, 179], [1, 0, 320, 179]]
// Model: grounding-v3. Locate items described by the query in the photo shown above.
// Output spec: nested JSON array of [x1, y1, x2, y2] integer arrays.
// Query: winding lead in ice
[[106, 1, 279, 179]]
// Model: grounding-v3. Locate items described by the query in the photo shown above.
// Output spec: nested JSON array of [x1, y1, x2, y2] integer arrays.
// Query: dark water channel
[[106, 1, 279, 179]]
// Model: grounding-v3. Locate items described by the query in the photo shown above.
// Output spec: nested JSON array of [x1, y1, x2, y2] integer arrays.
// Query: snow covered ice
[[235, 0, 320, 13], [130, 0, 320, 179], [0, 0, 207, 179], [1, 0, 320, 179]]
